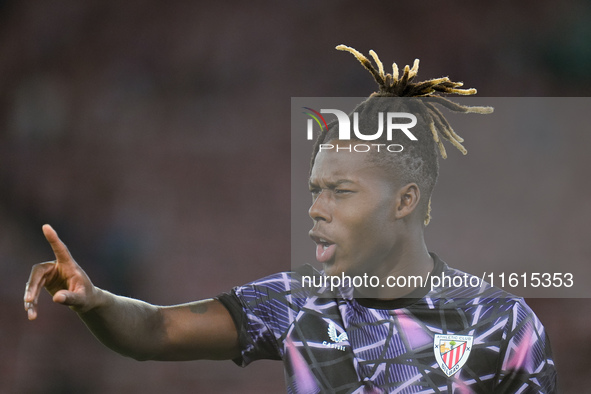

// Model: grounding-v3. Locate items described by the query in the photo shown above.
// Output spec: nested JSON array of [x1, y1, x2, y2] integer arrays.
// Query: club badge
[[433, 334, 473, 377]]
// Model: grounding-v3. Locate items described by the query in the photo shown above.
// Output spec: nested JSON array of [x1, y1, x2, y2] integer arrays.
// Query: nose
[[308, 191, 331, 222]]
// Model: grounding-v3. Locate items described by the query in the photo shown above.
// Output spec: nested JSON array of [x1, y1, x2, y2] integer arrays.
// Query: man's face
[[308, 142, 402, 277]]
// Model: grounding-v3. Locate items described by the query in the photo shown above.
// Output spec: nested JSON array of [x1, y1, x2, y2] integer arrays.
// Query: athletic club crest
[[433, 334, 473, 377]]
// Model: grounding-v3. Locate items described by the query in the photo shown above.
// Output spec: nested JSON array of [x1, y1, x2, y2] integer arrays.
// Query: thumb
[[53, 290, 83, 307]]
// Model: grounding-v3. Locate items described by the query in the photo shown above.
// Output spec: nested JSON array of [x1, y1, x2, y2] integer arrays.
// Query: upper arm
[[156, 298, 240, 361]]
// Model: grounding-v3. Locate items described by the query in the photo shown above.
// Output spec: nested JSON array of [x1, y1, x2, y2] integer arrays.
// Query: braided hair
[[311, 45, 493, 225]]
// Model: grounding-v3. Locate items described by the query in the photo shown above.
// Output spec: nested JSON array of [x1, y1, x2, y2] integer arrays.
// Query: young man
[[24, 46, 557, 393]]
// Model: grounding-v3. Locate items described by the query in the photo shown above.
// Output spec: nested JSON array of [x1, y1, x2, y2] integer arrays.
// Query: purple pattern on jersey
[[223, 256, 557, 393]]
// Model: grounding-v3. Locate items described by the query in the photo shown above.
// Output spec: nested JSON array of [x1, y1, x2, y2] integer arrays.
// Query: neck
[[355, 232, 434, 300]]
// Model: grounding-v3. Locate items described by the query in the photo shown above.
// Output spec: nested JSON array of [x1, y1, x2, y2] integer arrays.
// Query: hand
[[24, 224, 98, 320]]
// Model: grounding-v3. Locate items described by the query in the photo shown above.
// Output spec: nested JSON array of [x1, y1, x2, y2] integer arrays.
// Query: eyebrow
[[308, 179, 355, 188]]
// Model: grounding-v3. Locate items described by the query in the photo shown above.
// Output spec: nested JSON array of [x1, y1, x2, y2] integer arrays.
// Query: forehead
[[310, 143, 395, 184]]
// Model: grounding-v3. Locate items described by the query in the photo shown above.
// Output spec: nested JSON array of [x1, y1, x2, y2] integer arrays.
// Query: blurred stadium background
[[1, 1, 590, 392]]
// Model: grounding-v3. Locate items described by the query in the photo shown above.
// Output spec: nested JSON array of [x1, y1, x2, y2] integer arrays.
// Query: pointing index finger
[[42, 224, 72, 263]]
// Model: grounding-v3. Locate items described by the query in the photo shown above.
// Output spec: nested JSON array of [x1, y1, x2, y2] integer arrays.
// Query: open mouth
[[310, 235, 337, 263], [319, 238, 332, 250]]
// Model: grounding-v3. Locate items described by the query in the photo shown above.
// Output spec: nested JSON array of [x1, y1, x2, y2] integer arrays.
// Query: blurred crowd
[[1, 1, 590, 392]]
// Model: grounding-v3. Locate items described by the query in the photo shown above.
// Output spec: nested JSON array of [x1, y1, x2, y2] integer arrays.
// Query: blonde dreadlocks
[[335, 44, 493, 160], [311, 45, 493, 225]]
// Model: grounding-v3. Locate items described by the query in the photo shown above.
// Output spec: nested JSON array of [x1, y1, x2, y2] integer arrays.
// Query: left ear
[[394, 183, 420, 219]]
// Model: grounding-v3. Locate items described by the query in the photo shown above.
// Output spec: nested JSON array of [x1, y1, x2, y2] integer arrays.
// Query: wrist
[[76, 286, 110, 315]]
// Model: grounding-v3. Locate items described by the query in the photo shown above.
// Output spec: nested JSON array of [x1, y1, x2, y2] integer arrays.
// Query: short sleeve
[[496, 299, 557, 393], [216, 270, 310, 367]]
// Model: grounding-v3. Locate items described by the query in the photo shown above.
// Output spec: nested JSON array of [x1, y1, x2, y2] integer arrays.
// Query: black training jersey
[[218, 255, 557, 393]]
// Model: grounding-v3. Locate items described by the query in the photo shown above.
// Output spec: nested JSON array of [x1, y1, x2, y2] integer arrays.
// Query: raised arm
[[24, 224, 240, 361]]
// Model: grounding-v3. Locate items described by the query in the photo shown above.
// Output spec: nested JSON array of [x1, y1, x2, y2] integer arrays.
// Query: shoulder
[[432, 257, 551, 346], [425, 256, 532, 332], [432, 256, 523, 303], [231, 264, 324, 310]]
